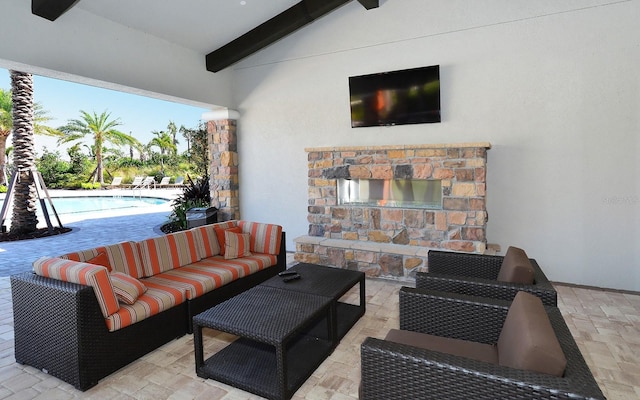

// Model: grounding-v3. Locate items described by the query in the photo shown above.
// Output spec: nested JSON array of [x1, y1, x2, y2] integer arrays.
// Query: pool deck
[[0, 188, 182, 277]]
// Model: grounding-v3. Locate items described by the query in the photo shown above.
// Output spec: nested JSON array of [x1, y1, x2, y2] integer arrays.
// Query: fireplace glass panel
[[337, 179, 441, 209]]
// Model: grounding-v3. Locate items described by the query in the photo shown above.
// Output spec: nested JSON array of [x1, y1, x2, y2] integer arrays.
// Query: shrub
[[80, 182, 102, 190], [37, 149, 70, 187], [0, 185, 7, 194], [168, 176, 212, 230]]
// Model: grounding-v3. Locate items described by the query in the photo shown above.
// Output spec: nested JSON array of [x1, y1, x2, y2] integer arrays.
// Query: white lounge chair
[[128, 176, 144, 189], [170, 176, 185, 187], [108, 177, 123, 188], [157, 177, 171, 188], [136, 176, 155, 189]]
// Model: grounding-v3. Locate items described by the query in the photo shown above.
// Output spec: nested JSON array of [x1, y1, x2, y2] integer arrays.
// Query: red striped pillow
[[87, 252, 111, 270], [224, 231, 252, 259], [110, 272, 147, 305]]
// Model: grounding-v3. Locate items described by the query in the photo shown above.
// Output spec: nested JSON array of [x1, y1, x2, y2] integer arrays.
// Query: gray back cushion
[[497, 291, 567, 376], [497, 246, 534, 284]]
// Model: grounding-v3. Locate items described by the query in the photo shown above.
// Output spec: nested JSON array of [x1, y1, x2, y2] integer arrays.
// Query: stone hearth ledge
[[304, 142, 491, 152], [295, 236, 429, 257], [294, 235, 430, 282]]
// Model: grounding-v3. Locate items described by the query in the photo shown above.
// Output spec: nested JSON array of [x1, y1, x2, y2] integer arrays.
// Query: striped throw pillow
[[110, 272, 147, 305], [224, 231, 252, 259], [216, 226, 242, 256]]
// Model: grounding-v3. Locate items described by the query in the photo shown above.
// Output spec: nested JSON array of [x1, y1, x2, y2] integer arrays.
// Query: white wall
[[0, 0, 637, 290], [0, 1, 232, 109], [232, 0, 640, 291]]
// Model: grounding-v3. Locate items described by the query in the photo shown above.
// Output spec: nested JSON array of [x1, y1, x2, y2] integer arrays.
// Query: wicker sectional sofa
[[10, 220, 286, 391]]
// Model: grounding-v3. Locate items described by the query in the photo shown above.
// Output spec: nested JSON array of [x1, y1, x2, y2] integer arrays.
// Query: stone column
[[203, 109, 240, 221]]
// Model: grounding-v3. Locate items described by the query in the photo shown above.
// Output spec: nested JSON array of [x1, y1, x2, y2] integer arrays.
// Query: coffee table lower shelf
[[336, 302, 363, 339], [197, 335, 334, 400]]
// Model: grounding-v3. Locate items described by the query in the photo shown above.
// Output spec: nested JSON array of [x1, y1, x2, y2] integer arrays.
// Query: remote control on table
[[279, 270, 298, 276], [283, 274, 301, 282]]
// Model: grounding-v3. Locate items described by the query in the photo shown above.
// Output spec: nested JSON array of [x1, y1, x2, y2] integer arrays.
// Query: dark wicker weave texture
[[10, 231, 287, 391], [417, 250, 558, 306], [360, 287, 606, 400], [11, 273, 187, 391], [194, 286, 335, 400], [260, 263, 366, 340], [194, 286, 333, 343]]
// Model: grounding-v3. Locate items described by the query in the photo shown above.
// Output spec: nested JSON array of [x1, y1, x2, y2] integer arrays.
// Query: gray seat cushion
[[385, 329, 499, 365]]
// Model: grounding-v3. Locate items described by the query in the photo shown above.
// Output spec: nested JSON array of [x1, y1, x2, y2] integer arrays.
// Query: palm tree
[[58, 110, 140, 184], [0, 89, 11, 185], [166, 121, 180, 149], [0, 87, 60, 186], [9, 70, 38, 234], [149, 130, 177, 174]]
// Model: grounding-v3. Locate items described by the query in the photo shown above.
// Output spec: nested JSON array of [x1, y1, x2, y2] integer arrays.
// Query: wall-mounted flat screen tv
[[349, 65, 440, 128]]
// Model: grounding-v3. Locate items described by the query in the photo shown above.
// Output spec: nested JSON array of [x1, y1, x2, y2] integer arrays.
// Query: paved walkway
[[0, 189, 181, 277]]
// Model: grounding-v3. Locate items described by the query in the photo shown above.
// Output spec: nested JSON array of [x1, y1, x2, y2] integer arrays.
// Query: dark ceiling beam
[[32, 0, 79, 21], [357, 0, 379, 10], [206, 0, 370, 73]]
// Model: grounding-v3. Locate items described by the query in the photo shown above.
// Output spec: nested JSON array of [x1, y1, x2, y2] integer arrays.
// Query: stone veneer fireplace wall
[[294, 142, 491, 282]]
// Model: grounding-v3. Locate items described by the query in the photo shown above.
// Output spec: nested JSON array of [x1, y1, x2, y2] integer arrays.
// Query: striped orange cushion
[[196, 254, 277, 277], [238, 221, 283, 255], [110, 272, 147, 305], [190, 225, 221, 258], [33, 257, 119, 318], [104, 241, 145, 279], [143, 266, 234, 300], [171, 230, 200, 265], [60, 246, 108, 264], [224, 231, 252, 259], [138, 235, 180, 276], [61, 243, 144, 279], [105, 285, 185, 331]]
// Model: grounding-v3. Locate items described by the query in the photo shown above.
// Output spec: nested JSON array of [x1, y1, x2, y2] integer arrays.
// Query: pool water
[[43, 196, 169, 215]]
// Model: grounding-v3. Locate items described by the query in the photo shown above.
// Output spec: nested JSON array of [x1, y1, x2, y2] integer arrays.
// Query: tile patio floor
[[0, 190, 639, 399]]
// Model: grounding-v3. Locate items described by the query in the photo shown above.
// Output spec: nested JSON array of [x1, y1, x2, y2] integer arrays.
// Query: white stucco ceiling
[[73, 0, 302, 55]]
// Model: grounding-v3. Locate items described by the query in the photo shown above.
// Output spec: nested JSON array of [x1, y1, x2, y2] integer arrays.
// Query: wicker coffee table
[[193, 285, 335, 400], [260, 263, 365, 340]]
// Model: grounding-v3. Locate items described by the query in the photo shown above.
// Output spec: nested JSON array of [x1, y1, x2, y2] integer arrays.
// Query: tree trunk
[[95, 135, 104, 184], [10, 71, 38, 234], [0, 134, 8, 186]]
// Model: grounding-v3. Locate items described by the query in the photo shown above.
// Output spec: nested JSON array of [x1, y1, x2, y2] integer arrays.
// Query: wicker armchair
[[360, 288, 605, 400], [417, 249, 557, 306]]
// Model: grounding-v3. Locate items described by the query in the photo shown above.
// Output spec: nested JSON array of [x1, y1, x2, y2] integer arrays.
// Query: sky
[[1, 68, 209, 157]]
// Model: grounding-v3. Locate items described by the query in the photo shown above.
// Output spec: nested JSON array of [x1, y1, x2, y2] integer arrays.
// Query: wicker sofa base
[[10, 232, 286, 391], [11, 274, 187, 391]]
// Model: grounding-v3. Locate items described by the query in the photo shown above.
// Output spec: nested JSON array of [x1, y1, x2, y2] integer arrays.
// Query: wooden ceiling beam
[[357, 0, 379, 10], [206, 0, 378, 73], [32, 0, 79, 21]]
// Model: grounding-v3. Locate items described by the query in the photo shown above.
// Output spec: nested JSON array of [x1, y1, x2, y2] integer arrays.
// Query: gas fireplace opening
[[337, 178, 442, 209]]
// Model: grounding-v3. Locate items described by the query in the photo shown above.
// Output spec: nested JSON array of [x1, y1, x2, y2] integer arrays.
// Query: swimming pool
[[43, 196, 170, 215]]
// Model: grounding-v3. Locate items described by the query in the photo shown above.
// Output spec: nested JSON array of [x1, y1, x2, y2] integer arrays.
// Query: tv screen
[[349, 65, 441, 128]]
